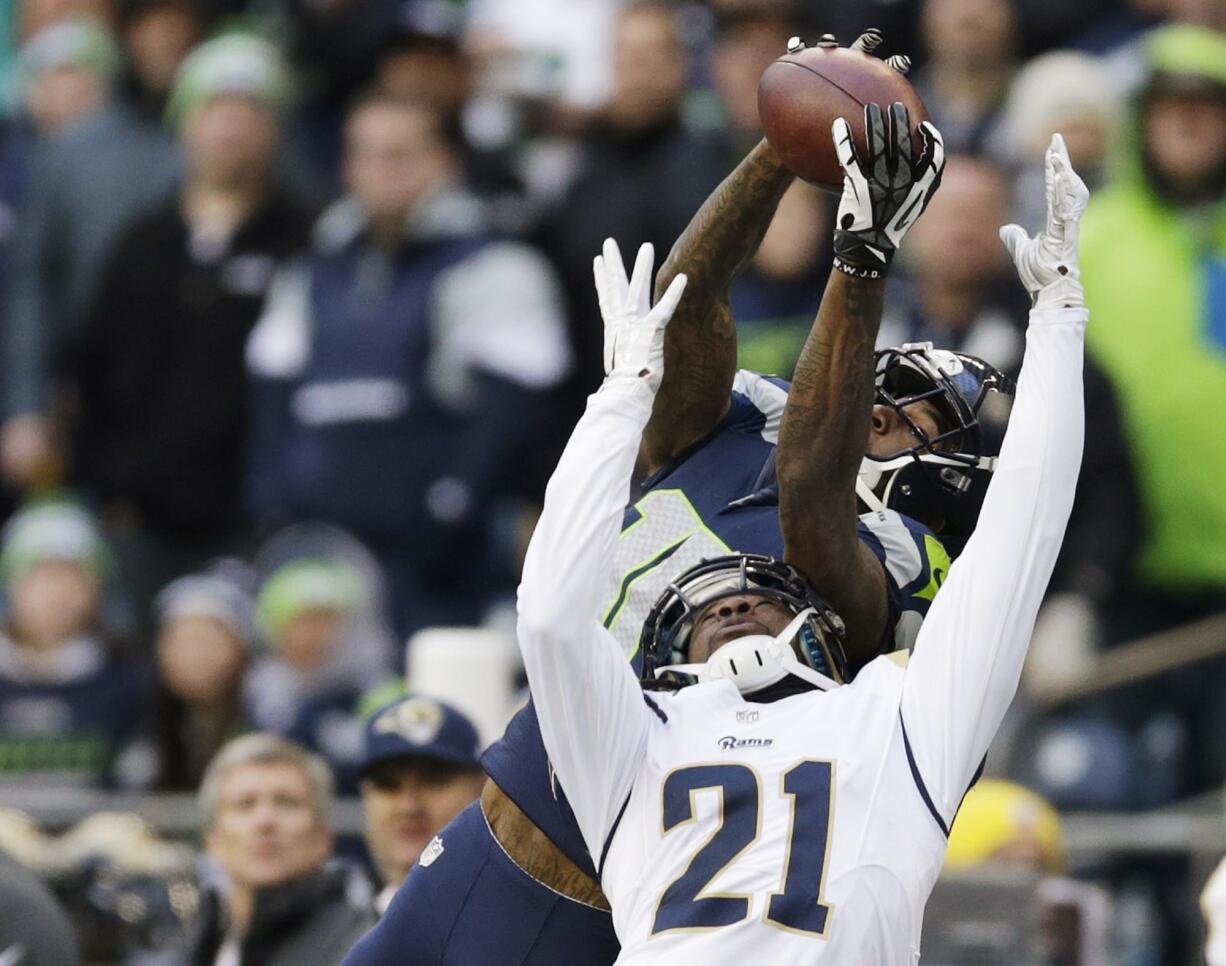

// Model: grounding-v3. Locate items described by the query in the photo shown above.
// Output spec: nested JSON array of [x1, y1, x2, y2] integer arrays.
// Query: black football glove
[[831, 102, 945, 279]]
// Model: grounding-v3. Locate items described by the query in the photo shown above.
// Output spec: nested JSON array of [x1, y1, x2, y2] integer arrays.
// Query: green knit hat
[[166, 33, 293, 127], [1145, 24, 1226, 94], [20, 16, 120, 83], [256, 558, 366, 640], [0, 502, 111, 584]]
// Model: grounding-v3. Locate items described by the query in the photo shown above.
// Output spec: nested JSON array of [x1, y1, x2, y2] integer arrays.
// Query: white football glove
[[592, 237, 687, 397], [832, 102, 945, 278], [999, 133, 1090, 311]]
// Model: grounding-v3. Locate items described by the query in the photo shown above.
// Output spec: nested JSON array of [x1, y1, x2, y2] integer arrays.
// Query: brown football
[[758, 42, 928, 191]]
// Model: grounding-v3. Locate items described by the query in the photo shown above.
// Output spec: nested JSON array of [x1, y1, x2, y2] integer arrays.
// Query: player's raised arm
[[900, 135, 1089, 826], [641, 139, 794, 475], [517, 240, 687, 861], [777, 104, 945, 664]]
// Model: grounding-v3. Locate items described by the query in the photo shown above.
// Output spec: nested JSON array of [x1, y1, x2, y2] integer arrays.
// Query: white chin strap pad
[[856, 472, 888, 515], [659, 608, 840, 694]]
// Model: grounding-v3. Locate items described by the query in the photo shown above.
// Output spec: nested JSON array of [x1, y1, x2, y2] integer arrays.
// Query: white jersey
[[517, 307, 1087, 963]]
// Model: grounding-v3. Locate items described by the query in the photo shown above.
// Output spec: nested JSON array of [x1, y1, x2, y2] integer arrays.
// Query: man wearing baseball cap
[[359, 694, 484, 914]]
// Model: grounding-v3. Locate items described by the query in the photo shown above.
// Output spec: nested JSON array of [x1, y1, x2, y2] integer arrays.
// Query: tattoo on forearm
[[780, 276, 885, 495], [656, 142, 794, 316], [778, 274, 889, 656], [646, 141, 795, 466]]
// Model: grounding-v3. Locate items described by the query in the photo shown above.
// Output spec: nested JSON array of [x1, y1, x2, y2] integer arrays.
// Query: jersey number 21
[[652, 760, 835, 937]]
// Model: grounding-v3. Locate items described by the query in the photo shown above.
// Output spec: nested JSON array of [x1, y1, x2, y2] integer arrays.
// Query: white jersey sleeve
[[1204, 856, 1226, 966], [900, 307, 1087, 828], [516, 389, 655, 862]]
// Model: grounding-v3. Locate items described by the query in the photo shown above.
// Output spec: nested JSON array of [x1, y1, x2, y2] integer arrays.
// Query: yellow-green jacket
[[1081, 24, 1226, 593]]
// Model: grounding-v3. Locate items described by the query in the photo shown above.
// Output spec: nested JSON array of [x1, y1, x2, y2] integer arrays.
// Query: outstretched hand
[[831, 103, 945, 279], [593, 238, 688, 397], [999, 133, 1090, 311]]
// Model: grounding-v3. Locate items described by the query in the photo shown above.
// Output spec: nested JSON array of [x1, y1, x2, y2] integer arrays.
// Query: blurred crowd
[[0, 0, 1222, 962]]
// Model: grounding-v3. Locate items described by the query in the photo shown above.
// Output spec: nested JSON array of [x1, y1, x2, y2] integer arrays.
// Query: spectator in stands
[[1083, 24, 1226, 616], [246, 553, 389, 791], [946, 779, 1067, 875], [999, 51, 1124, 231], [0, 502, 150, 787], [116, 0, 207, 125], [546, 0, 726, 386], [881, 155, 1027, 368], [0, 17, 180, 492], [944, 780, 1112, 964], [702, 8, 835, 379], [373, 6, 527, 229], [374, 7, 468, 119], [275, 0, 400, 198], [913, 0, 1018, 155], [70, 34, 315, 622], [18, 0, 113, 39], [140, 570, 255, 791], [246, 93, 571, 637], [708, 5, 796, 157], [465, 0, 622, 117], [19, 14, 117, 136], [281, 0, 399, 111], [182, 733, 375, 965], [1082, 25, 1226, 636], [358, 694, 484, 914], [1076, 23, 1226, 797], [729, 181, 831, 378]]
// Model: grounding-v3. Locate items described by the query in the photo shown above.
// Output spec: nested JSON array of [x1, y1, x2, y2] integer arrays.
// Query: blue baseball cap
[[360, 695, 481, 775]]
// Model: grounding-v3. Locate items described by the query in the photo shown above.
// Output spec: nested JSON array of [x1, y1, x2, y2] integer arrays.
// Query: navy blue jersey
[[482, 371, 950, 875], [0, 641, 151, 787]]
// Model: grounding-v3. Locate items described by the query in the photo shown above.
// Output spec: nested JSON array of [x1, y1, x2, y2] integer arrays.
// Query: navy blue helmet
[[860, 343, 1015, 552]]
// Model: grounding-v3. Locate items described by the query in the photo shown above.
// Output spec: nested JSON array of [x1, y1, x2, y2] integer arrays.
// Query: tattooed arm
[[778, 272, 891, 665], [640, 140, 794, 474], [778, 105, 946, 666]]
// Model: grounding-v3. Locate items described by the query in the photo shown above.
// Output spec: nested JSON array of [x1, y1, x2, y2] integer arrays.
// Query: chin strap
[[856, 471, 888, 516], [657, 608, 841, 695], [858, 453, 999, 516]]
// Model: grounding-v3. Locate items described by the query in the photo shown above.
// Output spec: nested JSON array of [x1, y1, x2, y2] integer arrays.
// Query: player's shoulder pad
[[857, 509, 951, 605], [727, 369, 791, 443]]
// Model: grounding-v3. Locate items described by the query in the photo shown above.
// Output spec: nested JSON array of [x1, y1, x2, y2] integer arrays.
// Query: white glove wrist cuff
[[1032, 277, 1086, 311], [1027, 305, 1089, 327], [598, 374, 659, 403]]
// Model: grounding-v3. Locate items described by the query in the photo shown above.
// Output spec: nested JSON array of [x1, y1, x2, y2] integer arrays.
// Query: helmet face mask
[[862, 343, 1014, 548], [639, 554, 848, 691]]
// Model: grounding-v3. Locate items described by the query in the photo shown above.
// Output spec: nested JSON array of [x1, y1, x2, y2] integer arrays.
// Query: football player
[[346, 54, 979, 966], [519, 128, 1087, 962]]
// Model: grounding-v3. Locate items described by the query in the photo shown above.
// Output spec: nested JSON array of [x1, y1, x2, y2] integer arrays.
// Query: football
[[758, 36, 929, 191]]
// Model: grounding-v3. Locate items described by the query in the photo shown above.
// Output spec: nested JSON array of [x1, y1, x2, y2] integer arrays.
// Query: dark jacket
[[547, 117, 727, 389], [0, 853, 79, 966], [72, 189, 315, 537], [2, 105, 181, 418], [0, 633, 152, 788], [245, 191, 570, 588], [182, 864, 375, 966]]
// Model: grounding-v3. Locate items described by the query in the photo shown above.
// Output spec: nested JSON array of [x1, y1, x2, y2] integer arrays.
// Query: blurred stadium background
[[0, 0, 1223, 962]]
